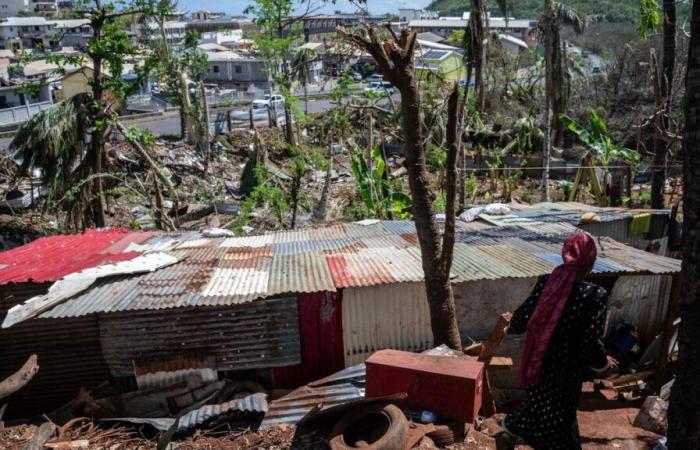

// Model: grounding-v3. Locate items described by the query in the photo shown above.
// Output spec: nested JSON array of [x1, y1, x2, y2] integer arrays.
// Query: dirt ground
[[578, 394, 661, 450]]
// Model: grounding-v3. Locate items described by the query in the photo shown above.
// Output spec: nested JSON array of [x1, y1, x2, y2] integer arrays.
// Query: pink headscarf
[[518, 232, 598, 386]]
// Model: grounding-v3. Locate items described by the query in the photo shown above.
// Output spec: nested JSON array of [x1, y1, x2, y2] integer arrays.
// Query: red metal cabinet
[[365, 349, 484, 423]]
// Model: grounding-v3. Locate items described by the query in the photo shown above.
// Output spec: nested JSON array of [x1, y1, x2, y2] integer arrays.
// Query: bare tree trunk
[[543, 97, 552, 201], [667, 2, 700, 447], [304, 81, 308, 115], [199, 83, 211, 173], [470, 0, 488, 111], [314, 136, 333, 222], [542, 0, 554, 202], [652, 0, 677, 209], [177, 73, 197, 143], [0, 354, 38, 401], [283, 102, 296, 145], [339, 26, 462, 349], [89, 19, 106, 228]]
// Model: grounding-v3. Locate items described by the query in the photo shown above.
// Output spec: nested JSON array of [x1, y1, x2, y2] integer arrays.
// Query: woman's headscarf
[[517, 232, 598, 386]]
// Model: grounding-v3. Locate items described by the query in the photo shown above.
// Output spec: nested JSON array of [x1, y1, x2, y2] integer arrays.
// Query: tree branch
[[440, 84, 462, 270], [0, 354, 38, 401]]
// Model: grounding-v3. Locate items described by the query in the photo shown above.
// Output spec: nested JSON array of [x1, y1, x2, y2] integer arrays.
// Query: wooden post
[[654, 273, 683, 391], [227, 110, 233, 133], [478, 314, 511, 417]]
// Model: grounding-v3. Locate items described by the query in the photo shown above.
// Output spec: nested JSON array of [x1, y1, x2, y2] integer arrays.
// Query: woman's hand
[[606, 355, 619, 373]]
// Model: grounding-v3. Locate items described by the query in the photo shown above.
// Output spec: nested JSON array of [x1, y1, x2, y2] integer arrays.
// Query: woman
[[503, 232, 616, 450]]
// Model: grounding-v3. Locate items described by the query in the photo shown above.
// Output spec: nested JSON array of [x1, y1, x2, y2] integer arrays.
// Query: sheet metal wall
[[453, 277, 539, 340], [0, 283, 111, 419], [342, 283, 433, 366], [607, 274, 673, 345], [98, 297, 301, 377], [272, 291, 344, 388], [580, 220, 669, 256]]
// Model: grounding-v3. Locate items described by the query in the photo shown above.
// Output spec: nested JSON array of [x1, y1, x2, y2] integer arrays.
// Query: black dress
[[504, 275, 609, 450]]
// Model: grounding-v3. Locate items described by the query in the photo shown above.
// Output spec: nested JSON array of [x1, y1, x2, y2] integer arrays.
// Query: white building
[[0, 16, 55, 50], [408, 17, 537, 43], [129, 20, 186, 49], [190, 10, 225, 21], [199, 29, 242, 47], [0, 0, 57, 17], [398, 8, 438, 23]]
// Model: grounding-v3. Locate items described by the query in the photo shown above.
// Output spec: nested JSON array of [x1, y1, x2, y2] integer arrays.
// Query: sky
[[177, 0, 434, 17]]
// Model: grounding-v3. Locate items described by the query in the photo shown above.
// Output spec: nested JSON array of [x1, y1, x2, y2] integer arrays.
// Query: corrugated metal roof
[[451, 243, 524, 282], [268, 253, 335, 295], [8, 218, 678, 321], [0, 229, 146, 285]]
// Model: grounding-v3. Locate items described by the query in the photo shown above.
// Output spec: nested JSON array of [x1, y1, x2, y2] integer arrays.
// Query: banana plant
[[350, 147, 412, 219], [502, 114, 544, 156], [560, 110, 640, 205], [560, 110, 640, 169]]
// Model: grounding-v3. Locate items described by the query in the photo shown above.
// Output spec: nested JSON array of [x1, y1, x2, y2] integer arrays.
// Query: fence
[[0, 101, 53, 126]]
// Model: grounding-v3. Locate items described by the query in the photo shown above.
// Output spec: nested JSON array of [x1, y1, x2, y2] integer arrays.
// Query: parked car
[[366, 74, 383, 83], [349, 71, 363, 82], [591, 66, 602, 74], [365, 81, 394, 95], [581, 49, 590, 58], [231, 95, 285, 122], [458, 79, 475, 88]]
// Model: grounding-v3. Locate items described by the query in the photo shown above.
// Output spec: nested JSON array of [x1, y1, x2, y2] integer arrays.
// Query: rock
[[633, 396, 668, 435], [461, 427, 497, 449], [479, 414, 505, 436], [416, 436, 439, 449]]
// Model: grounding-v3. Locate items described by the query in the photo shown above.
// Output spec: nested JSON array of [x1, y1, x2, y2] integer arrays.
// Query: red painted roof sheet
[[0, 229, 153, 285]]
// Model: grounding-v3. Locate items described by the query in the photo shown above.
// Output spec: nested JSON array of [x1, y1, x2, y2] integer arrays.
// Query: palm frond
[[554, 2, 587, 34], [291, 47, 315, 82], [10, 93, 90, 197]]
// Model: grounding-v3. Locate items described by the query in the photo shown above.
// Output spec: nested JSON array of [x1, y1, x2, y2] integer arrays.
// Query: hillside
[[427, 0, 644, 23]]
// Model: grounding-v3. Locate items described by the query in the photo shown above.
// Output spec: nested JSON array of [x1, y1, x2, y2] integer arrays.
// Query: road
[[0, 97, 341, 151], [137, 97, 341, 137], [0, 93, 397, 150]]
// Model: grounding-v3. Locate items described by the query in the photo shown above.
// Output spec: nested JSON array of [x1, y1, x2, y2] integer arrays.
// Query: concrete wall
[[205, 59, 267, 84]]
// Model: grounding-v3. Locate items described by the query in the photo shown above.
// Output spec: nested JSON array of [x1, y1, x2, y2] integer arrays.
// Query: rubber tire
[[427, 424, 462, 447], [329, 403, 408, 450]]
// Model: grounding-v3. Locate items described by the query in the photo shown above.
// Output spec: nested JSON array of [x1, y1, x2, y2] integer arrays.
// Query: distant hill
[[426, 0, 650, 23]]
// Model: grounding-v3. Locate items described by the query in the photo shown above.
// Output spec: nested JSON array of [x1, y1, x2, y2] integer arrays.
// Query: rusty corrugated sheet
[[327, 253, 394, 288], [268, 253, 335, 295], [261, 364, 366, 428], [98, 297, 300, 376], [307, 224, 348, 241], [342, 283, 433, 366], [0, 283, 111, 419]]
